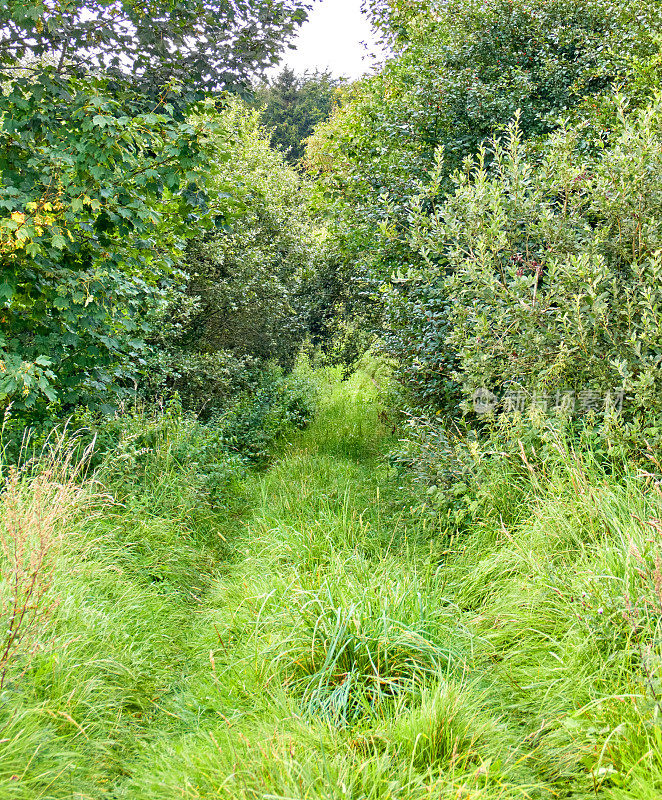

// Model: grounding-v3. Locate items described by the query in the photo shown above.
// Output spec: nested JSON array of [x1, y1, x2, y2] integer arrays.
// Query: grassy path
[[6, 370, 660, 798], [113, 372, 559, 799]]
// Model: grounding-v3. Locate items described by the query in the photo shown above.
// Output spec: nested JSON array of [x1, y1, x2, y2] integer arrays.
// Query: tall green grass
[[2, 366, 662, 797]]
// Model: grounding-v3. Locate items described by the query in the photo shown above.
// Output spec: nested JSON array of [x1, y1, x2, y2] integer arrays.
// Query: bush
[[390, 94, 662, 444], [307, 0, 662, 354], [77, 358, 319, 509], [148, 101, 324, 416]]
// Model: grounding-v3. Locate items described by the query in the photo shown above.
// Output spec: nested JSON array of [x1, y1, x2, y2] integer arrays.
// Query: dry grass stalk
[[0, 440, 93, 688]]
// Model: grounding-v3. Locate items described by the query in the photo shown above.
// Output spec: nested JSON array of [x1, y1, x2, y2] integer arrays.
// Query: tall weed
[[0, 439, 93, 689]]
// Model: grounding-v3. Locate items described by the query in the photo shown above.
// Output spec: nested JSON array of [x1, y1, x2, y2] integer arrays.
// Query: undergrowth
[[1, 365, 662, 798]]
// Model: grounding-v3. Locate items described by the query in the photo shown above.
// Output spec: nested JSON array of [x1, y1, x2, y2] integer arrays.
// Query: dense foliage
[[150, 102, 323, 414], [398, 101, 662, 432], [0, 0, 312, 95], [0, 0, 312, 424], [308, 0, 662, 427], [0, 74, 224, 417]]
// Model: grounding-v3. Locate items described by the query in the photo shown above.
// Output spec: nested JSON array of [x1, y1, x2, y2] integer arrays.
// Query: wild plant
[[0, 437, 92, 688]]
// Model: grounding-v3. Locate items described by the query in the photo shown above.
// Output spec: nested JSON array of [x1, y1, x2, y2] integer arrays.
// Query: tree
[[307, 0, 662, 398], [0, 0, 313, 419], [150, 102, 322, 414], [0, 0, 313, 97], [311, 0, 662, 227], [397, 98, 662, 429], [0, 74, 226, 416], [254, 68, 343, 166], [361, 0, 428, 47]]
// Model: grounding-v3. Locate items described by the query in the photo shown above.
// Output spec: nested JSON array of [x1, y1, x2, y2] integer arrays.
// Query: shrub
[[307, 0, 662, 356], [209, 362, 318, 465], [148, 101, 324, 416], [392, 94, 662, 443], [77, 358, 319, 510]]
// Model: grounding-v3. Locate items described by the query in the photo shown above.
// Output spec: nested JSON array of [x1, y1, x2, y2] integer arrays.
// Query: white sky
[[273, 0, 384, 80]]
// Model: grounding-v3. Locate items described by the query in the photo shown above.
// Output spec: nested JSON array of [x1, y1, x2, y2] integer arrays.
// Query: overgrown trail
[[8, 371, 653, 798], [111, 371, 573, 799], [116, 369, 444, 797]]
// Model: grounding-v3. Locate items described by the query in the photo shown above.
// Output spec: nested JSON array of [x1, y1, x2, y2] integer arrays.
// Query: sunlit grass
[[2, 367, 662, 797]]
